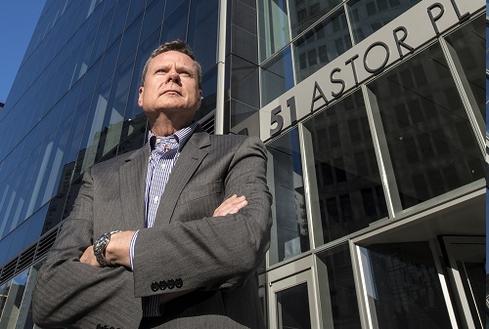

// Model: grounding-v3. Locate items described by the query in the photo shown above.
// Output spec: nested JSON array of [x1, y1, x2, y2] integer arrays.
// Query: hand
[[80, 231, 135, 268], [80, 246, 100, 267], [105, 230, 136, 268], [213, 194, 247, 217]]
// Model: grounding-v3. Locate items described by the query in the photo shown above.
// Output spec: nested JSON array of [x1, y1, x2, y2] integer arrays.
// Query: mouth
[[162, 90, 182, 96]]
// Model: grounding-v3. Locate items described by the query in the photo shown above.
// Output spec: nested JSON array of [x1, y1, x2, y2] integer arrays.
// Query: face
[[138, 50, 201, 120]]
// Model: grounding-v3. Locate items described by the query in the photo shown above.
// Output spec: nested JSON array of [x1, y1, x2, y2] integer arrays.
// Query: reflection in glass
[[160, 0, 190, 43], [276, 283, 311, 329], [293, 9, 351, 82], [0, 281, 9, 316], [230, 55, 260, 127], [267, 129, 309, 264], [359, 242, 452, 329], [317, 244, 361, 329], [0, 270, 28, 327], [303, 91, 387, 244], [261, 46, 294, 106], [289, 0, 341, 37], [445, 16, 485, 123], [258, 0, 290, 61], [369, 44, 484, 209], [347, 0, 420, 43], [187, 0, 219, 73]]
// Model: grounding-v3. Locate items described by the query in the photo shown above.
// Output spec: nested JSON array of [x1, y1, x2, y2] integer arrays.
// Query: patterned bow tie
[[154, 137, 177, 157]]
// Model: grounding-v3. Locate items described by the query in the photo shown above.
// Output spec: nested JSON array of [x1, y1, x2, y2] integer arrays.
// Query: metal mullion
[[428, 239, 460, 329], [349, 241, 372, 329], [361, 84, 403, 219], [439, 37, 485, 156], [284, 0, 297, 85], [288, 1, 345, 46], [343, 0, 357, 47], [298, 123, 323, 250], [351, 243, 378, 329], [214, 0, 228, 134]]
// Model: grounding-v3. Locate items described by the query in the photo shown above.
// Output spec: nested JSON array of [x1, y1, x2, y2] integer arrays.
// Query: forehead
[[149, 50, 197, 70]]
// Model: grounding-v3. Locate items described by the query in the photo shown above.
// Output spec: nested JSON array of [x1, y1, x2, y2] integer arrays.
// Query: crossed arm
[[79, 194, 249, 267]]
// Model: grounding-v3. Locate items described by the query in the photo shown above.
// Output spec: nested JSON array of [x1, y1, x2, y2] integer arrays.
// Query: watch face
[[94, 231, 120, 266], [94, 233, 110, 266]]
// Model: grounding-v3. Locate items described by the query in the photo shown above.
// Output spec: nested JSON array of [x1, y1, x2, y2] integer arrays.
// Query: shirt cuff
[[129, 230, 139, 271]]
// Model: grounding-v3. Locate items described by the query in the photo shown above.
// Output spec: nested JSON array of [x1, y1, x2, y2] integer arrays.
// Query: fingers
[[213, 194, 248, 217], [79, 246, 100, 267]]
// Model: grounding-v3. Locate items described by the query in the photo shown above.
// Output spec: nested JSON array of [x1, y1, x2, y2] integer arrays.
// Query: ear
[[138, 86, 144, 107]]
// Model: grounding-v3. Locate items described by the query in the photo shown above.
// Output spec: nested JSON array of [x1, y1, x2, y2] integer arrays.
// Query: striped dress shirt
[[129, 123, 196, 317]]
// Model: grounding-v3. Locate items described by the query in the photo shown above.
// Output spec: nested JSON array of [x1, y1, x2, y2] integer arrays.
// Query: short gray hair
[[140, 40, 202, 88]]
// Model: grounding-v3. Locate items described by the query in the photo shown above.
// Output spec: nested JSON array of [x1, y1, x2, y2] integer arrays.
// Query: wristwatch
[[93, 230, 121, 266]]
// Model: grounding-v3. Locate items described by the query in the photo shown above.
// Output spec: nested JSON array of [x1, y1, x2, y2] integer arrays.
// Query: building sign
[[259, 0, 484, 141]]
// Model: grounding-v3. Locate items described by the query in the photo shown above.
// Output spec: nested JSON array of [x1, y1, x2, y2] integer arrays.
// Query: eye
[[179, 71, 192, 78]]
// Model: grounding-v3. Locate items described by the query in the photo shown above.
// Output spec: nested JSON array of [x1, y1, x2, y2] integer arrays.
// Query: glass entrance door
[[442, 236, 485, 329]]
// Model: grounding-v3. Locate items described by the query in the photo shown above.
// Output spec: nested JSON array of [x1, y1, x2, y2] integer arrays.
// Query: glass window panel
[[229, 99, 259, 129], [276, 283, 311, 329], [317, 244, 362, 329], [303, 91, 387, 244], [267, 128, 309, 264], [160, 0, 190, 43], [289, 0, 341, 37], [368, 44, 484, 209], [125, 0, 145, 28], [445, 16, 485, 123], [140, 0, 165, 42], [261, 46, 294, 106], [231, 55, 260, 108], [293, 8, 351, 82], [187, 0, 219, 73], [79, 41, 121, 172], [90, 5, 115, 65], [0, 270, 28, 328], [107, 0, 130, 46], [359, 242, 452, 329], [485, 22, 489, 67], [95, 16, 143, 163], [195, 65, 217, 122], [258, 0, 290, 61], [0, 281, 10, 315], [347, 0, 420, 43]]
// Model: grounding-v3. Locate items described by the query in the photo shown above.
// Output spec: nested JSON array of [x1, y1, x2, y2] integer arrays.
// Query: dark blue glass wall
[[0, 0, 219, 267]]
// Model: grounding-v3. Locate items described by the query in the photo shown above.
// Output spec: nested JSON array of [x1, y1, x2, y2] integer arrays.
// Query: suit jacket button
[[175, 278, 183, 288], [151, 282, 159, 292], [167, 279, 175, 289], [159, 280, 167, 290]]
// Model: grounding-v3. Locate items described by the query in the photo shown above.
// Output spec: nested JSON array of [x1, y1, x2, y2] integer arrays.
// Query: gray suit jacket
[[32, 130, 272, 329]]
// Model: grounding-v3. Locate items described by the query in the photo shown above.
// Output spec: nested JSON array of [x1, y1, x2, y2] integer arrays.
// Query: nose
[[166, 67, 181, 84]]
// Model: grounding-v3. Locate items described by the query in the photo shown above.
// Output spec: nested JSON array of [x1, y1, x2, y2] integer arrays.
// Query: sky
[[0, 1, 46, 103]]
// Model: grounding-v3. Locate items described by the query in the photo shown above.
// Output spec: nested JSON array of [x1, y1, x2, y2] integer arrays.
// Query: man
[[33, 40, 272, 329]]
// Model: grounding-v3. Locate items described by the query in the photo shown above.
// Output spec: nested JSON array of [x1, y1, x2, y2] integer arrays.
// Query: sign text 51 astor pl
[[259, 0, 484, 141]]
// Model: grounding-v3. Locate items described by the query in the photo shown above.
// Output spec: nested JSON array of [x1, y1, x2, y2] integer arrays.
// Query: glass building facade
[[0, 0, 485, 328]]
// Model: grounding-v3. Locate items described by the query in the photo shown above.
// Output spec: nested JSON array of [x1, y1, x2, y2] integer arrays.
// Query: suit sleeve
[[132, 137, 272, 298], [32, 169, 141, 328]]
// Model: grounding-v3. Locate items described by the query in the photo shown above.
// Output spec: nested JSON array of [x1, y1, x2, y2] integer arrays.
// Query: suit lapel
[[154, 132, 210, 226], [119, 145, 150, 229]]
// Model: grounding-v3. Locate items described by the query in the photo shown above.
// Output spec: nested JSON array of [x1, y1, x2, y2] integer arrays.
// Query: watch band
[[93, 230, 121, 266]]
